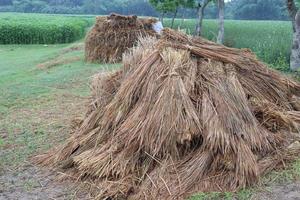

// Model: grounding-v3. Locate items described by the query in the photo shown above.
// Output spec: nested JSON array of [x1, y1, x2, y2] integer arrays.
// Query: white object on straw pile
[[152, 21, 163, 34]]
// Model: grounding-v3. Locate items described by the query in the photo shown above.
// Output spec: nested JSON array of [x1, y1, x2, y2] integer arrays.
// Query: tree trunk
[[290, 10, 300, 71], [179, 9, 186, 29], [160, 12, 165, 24], [195, 0, 210, 36], [286, 0, 297, 32], [171, 8, 178, 28], [217, 0, 225, 44]]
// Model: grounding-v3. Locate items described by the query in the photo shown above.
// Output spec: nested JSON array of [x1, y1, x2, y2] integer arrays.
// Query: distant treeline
[[0, 0, 290, 21]]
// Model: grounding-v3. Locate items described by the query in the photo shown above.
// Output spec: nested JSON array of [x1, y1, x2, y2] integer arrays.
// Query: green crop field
[[0, 13, 94, 44], [0, 13, 293, 69], [164, 19, 293, 71]]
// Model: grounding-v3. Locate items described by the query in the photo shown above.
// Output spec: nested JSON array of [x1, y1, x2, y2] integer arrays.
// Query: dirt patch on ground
[[0, 89, 90, 199], [0, 164, 78, 200], [253, 182, 300, 200], [37, 56, 82, 69], [37, 43, 84, 69], [60, 43, 84, 55]]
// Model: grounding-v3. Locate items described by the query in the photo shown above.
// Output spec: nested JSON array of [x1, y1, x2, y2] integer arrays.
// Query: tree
[[13, 0, 47, 13], [231, 0, 287, 20], [195, 0, 212, 36], [149, 0, 175, 23], [170, 0, 180, 28], [287, 0, 300, 70], [0, 0, 12, 6], [149, 0, 194, 27], [287, 0, 298, 32], [217, 0, 224, 44]]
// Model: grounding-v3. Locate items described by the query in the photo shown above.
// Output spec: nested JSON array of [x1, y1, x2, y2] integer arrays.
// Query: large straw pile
[[85, 13, 157, 63], [36, 29, 300, 199]]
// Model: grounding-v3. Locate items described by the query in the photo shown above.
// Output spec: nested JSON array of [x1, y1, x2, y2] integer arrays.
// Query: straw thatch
[[35, 29, 300, 199], [85, 13, 158, 63]]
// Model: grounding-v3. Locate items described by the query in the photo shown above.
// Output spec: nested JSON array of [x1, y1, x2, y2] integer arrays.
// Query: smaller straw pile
[[36, 29, 300, 200], [85, 13, 158, 63]]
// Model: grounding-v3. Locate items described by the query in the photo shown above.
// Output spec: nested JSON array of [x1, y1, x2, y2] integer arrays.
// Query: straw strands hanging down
[[85, 13, 158, 63], [35, 28, 300, 200]]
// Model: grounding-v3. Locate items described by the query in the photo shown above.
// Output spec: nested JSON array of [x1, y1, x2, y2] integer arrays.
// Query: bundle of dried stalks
[[35, 29, 300, 199], [85, 13, 158, 63]]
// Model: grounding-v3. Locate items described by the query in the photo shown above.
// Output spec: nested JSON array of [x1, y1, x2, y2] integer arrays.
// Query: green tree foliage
[[230, 0, 288, 20], [13, 0, 47, 12], [0, 0, 157, 15], [149, 0, 195, 14], [89, 0, 156, 16], [296, 0, 300, 8], [0, 0, 292, 21], [0, 0, 12, 6], [149, 0, 196, 25]]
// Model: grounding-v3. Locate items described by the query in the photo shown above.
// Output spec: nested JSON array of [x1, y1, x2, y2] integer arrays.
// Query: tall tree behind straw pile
[[149, 0, 225, 44], [287, 0, 300, 70], [195, 0, 212, 36], [217, 0, 224, 44], [149, 0, 195, 26], [195, 0, 225, 43]]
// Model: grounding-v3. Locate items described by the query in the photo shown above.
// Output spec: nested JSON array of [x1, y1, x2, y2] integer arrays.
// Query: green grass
[[164, 19, 292, 70], [0, 42, 118, 169], [0, 13, 292, 68], [0, 13, 94, 44]]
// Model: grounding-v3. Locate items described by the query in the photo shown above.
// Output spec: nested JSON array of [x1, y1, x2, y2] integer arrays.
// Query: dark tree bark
[[159, 12, 165, 24], [286, 0, 298, 32], [217, 0, 225, 44], [179, 9, 186, 28], [290, 10, 300, 70], [195, 0, 211, 36], [171, 7, 178, 28]]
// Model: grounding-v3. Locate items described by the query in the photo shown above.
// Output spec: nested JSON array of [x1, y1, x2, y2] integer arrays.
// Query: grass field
[[0, 13, 299, 199], [0, 13, 293, 69], [164, 19, 292, 70]]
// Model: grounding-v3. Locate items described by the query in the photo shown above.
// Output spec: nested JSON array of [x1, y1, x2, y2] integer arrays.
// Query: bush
[[0, 13, 91, 44]]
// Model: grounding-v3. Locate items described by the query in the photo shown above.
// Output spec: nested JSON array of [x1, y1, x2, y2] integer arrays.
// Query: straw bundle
[[36, 29, 300, 199], [85, 13, 158, 63]]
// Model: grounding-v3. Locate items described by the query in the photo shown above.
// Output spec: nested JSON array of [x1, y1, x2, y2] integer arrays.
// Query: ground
[[253, 182, 300, 200], [0, 43, 106, 199], [0, 43, 300, 200]]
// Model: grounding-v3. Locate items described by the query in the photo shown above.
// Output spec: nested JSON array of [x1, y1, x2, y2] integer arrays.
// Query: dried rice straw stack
[[85, 13, 158, 63], [35, 29, 300, 200]]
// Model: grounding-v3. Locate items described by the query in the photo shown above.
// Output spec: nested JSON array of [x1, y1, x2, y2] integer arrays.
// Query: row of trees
[[149, 0, 225, 43], [149, 0, 300, 70], [0, 0, 157, 15], [0, 0, 290, 21]]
